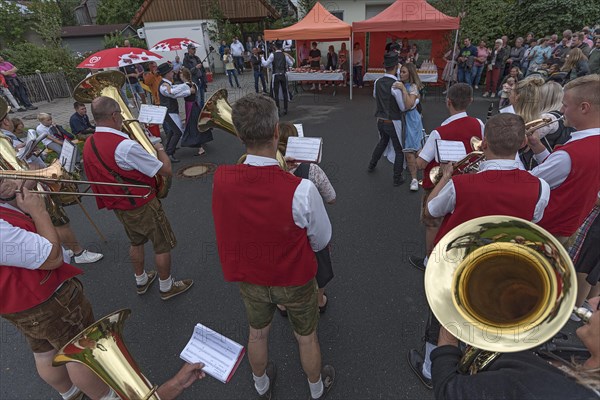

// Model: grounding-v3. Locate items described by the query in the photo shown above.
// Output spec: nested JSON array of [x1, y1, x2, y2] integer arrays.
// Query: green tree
[[206, 0, 241, 44], [297, 0, 316, 16], [96, 0, 144, 25], [57, 0, 79, 26], [269, 0, 289, 18], [102, 32, 147, 49], [0, 0, 27, 47], [28, 0, 63, 46]]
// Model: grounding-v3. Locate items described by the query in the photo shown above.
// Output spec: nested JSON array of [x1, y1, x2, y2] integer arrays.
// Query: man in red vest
[[411, 83, 484, 270], [407, 113, 550, 389], [0, 180, 113, 399], [212, 94, 335, 400], [84, 96, 193, 300], [528, 74, 600, 244]]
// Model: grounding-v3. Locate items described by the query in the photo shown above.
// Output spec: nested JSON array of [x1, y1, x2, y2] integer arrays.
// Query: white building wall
[[141, 20, 225, 73]]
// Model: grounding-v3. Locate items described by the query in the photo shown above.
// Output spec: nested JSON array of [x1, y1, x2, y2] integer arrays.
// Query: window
[[330, 10, 344, 21]]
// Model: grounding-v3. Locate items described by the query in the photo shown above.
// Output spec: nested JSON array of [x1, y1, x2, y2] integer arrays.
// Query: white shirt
[[428, 159, 550, 223], [530, 128, 600, 189], [499, 104, 515, 114], [372, 73, 407, 112], [353, 49, 363, 66], [419, 112, 485, 163], [283, 40, 293, 51], [1, 203, 51, 269], [244, 155, 332, 251], [230, 41, 245, 57], [261, 51, 294, 69], [95, 126, 162, 177], [159, 78, 191, 101], [35, 123, 53, 146]]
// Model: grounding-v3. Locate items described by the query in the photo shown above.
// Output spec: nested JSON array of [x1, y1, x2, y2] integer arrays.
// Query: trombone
[[0, 160, 153, 199]]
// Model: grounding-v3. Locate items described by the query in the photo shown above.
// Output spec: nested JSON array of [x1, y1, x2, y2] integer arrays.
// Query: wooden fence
[[20, 71, 72, 103]]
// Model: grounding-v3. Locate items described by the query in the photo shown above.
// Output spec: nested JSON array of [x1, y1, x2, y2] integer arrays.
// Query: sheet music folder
[[180, 323, 246, 383], [285, 137, 323, 163], [435, 140, 467, 163]]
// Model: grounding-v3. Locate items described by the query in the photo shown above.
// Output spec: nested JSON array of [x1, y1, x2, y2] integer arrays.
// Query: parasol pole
[[350, 32, 354, 100]]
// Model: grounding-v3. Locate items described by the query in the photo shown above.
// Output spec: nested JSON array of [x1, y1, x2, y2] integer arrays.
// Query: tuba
[[429, 136, 484, 186], [198, 89, 287, 170], [425, 216, 576, 374], [53, 309, 160, 400], [73, 71, 170, 198]]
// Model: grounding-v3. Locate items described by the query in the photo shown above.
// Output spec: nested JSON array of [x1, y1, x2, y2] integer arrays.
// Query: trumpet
[[429, 137, 483, 186], [0, 160, 153, 199], [525, 116, 564, 137]]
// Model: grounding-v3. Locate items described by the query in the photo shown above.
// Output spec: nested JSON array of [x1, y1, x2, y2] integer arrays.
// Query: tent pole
[[447, 11, 463, 93], [350, 32, 354, 100]]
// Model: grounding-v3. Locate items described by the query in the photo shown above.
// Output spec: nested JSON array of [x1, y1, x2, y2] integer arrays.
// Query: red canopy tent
[[352, 0, 460, 77], [264, 2, 354, 98]]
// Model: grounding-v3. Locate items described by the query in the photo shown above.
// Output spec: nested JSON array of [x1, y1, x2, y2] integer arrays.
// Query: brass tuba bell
[[425, 216, 576, 374], [53, 309, 160, 400], [198, 89, 287, 170]]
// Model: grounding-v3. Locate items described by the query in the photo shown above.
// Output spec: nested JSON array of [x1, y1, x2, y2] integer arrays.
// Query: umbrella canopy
[[77, 47, 163, 69], [150, 38, 202, 52]]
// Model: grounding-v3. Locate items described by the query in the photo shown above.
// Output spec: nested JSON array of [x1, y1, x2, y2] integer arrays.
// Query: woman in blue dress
[[393, 63, 424, 191]]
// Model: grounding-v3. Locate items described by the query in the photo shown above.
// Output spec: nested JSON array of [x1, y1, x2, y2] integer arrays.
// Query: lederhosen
[[294, 163, 334, 288]]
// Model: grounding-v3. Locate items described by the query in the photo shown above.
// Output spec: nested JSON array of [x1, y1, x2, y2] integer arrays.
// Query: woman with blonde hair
[[561, 48, 590, 84]]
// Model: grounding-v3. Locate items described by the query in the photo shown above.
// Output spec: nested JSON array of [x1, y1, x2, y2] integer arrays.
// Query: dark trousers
[[353, 65, 363, 86], [233, 56, 244, 73], [273, 73, 288, 112], [370, 120, 404, 179], [8, 79, 33, 107], [226, 69, 240, 87], [254, 69, 267, 93], [164, 114, 182, 156]]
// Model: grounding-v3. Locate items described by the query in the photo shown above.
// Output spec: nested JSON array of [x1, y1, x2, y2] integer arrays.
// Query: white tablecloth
[[287, 72, 346, 81], [362, 72, 438, 83]]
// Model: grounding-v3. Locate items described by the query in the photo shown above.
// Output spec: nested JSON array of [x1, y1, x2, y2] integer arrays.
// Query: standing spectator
[[69, 102, 95, 139], [250, 48, 267, 94], [255, 35, 266, 52], [526, 38, 552, 76], [456, 38, 477, 85], [408, 44, 420, 64], [308, 42, 322, 90], [298, 42, 309, 66], [521, 38, 538, 73], [230, 37, 245, 74], [561, 48, 590, 83], [324, 45, 338, 87], [524, 32, 535, 49], [352, 42, 364, 88], [172, 56, 182, 73], [506, 37, 525, 70], [581, 26, 594, 48], [218, 40, 227, 59], [338, 42, 349, 86], [571, 32, 591, 57], [588, 37, 600, 74], [119, 62, 147, 106], [441, 44, 459, 90], [143, 61, 161, 105], [182, 44, 207, 107], [552, 36, 571, 66], [223, 48, 241, 88], [0, 55, 37, 110], [548, 34, 559, 51], [496, 35, 512, 91], [212, 94, 335, 400], [562, 29, 573, 47], [483, 39, 506, 98], [283, 40, 293, 52], [471, 40, 489, 89], [245, 36, 254, 54], [0, 72, 23, 112]]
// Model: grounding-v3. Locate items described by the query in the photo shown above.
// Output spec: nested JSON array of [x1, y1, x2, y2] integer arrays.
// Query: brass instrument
[[425, 216, 576, 374], [198, 89, 287, 170], [525, 116, 564, 138], [0, 96, 9, 120], [53, 309, 160, 400], [429, 137, 484, 186], [72, 71, 170, 198], [0, 160, 153, 199]]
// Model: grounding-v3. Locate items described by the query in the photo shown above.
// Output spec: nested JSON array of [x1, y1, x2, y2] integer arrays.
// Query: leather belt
[[378, 118, 393, 123]]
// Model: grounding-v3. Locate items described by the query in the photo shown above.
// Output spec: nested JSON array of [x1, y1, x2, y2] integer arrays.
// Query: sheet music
[[138, 104, 168, 124], [435, 140, 467, 163], [180, 323, 245, 383], [293, 124, 304, 137], [285, 137, 322, 163], [58, 140, 77, 173]]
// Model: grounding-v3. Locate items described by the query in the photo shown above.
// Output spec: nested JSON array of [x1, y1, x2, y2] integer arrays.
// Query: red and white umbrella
[[77, 47, 163, 69], [150, 38, 202, 52]]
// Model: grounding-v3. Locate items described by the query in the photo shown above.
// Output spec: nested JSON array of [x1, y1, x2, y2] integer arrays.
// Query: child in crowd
[[500, 77, 515, 108]]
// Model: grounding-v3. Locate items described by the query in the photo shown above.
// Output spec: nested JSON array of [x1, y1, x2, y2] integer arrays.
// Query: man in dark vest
[[182, 44, 208, 107], [367, 52, 408, 186], [261, 40, 293, 115], [157, 62, 196, 163]]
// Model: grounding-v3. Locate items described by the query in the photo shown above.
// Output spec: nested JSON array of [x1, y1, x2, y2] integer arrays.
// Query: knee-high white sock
[[309, 376, 324, 399], [253, 371, 270, 395]]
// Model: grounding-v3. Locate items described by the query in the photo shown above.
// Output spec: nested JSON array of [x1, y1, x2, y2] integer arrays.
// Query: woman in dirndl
[[180, 67, 212, 155]]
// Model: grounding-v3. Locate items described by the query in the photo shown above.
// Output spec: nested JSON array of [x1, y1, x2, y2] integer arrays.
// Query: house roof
[[61, 24, 134, 38], [264, 2, 351, 41], [131, 0, 280, 26]]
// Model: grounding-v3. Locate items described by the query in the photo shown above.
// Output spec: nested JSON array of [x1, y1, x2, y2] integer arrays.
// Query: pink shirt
[[0, 61, 16, 77], [474, 47, 490, 66]]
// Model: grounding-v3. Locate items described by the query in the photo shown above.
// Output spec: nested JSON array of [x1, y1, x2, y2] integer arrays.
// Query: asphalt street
[[0, 82, 582, 399]]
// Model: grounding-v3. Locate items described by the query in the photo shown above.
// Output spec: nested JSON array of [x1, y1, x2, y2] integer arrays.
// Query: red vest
[[434, 169, 541, 245], [83, 130, 156, 210], [422, 116, 483, 189], [538, 135, 600, 236], [212, 164, 317, 286], [0, 207, 81, 314]]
